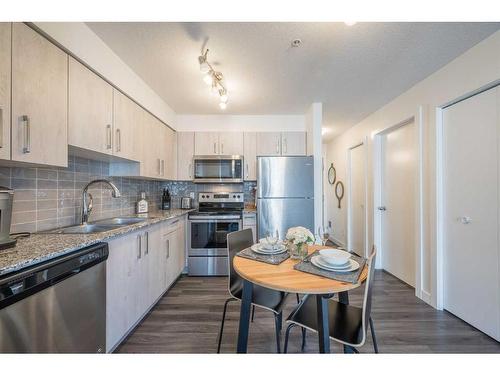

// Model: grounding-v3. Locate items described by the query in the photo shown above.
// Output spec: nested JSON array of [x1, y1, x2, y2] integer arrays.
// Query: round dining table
[[232, 244, 368, 353]]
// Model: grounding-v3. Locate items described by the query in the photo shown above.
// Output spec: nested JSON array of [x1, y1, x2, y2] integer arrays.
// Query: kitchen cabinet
[[256, 132, 306, 156], [281, 131, 306, 156], [243, 211, 257, 243], [243, 132, 257, 180], [163, 126, 177, 180], [219, 132, 244, 155], [256, 132, 282, 156], [195, 131, 243, 156], [177, 132, 194, 180], [163, 218, 185, 287], [0, 23, 11, 161], [68, 57, 113, 155], [11, 23, 68, 167], [195, 132, 220, 155], [113, 89, 143, 161]]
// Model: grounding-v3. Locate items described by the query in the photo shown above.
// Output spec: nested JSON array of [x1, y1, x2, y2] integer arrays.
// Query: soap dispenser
[[136, 192, 149, 214]]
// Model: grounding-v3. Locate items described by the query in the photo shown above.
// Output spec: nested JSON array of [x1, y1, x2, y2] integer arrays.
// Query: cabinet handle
[[116, 128, 121, 152], [137, 234, 142, 259], [166, 239, 170, 258], [188, 163, 192, 178], [221, 143, 224, 154], [0, 107, 3, 148], [21, 115, 30, 154], [158, 158, 161, 175], [283, 138, 287, 154], [214, 142, 217, 154], [276, 138, 280, 154], [245, 163, 249, 179], [106, 124, 112, 149], [161, 159, 165, 176], [145, 231, 149, 255]]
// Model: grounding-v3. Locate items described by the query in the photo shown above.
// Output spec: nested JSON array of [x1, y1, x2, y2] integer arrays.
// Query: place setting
[[236, 230, 290, 265]]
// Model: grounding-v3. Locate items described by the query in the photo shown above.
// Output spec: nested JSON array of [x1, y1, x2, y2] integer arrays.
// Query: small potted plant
[[285, 226, 315, 260]]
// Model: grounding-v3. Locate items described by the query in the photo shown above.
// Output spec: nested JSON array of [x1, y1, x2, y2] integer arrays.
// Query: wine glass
[[321, 227, 329, 246]]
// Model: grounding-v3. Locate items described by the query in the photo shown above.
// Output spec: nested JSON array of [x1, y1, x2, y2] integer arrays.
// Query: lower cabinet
[[106, 218, 186, 352], [242, 211, 257, 243]]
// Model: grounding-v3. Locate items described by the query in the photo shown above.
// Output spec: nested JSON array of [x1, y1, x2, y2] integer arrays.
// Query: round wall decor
[[335, 181, 345, 209]]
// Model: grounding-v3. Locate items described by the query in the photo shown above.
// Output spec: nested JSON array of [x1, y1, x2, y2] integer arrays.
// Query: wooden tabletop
[[233, 245, 367, 295]]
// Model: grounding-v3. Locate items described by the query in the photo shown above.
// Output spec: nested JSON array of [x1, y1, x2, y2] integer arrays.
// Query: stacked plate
[[311, 248, 360, 273], [251, 238, 287, 255]]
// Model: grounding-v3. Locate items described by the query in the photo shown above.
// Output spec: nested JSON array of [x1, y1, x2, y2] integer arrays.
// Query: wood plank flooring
[[117, 271, 500, 353]]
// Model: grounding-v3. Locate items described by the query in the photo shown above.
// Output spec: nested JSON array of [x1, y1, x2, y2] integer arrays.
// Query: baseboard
[[421, 289, 432, 305]]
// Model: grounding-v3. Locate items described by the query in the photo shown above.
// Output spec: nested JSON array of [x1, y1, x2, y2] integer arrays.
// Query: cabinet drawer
[[243, 213, 256, 226]]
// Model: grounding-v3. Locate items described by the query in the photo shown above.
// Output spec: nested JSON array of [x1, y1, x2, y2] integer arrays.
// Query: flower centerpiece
[[285, 226, 315, 260]]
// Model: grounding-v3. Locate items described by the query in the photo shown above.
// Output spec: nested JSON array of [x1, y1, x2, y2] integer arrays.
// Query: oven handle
[[189, 219, 242, 224]]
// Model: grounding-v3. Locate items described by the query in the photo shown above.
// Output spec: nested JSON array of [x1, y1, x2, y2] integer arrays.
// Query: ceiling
[[87, 22, 499, 140]]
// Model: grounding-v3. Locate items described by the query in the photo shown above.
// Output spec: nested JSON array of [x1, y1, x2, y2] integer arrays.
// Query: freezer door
[[257, 198, 314, 239], [257, 156, 314, 198]]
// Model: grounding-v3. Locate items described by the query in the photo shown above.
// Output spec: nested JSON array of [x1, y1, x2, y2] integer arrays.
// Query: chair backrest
[[226, 228, 254, 291], [360, 245, 377, 344]]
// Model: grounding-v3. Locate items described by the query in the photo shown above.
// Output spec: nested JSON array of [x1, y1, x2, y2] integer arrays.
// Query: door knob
[[459, 216, 472, 224], [377, 206, 386, 211]]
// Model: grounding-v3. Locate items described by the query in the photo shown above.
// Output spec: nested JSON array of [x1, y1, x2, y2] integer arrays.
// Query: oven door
[[193, 156, 243, 183], [188, 219, 241, 256]]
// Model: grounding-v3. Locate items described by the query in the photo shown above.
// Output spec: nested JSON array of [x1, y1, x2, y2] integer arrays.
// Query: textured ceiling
[[87, 22, 499, 140]]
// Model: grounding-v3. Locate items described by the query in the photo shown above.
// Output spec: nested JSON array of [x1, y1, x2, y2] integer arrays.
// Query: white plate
[[311, 256, 360, 273], [258, 238, 284, 250], [251, 244, 287, 255]]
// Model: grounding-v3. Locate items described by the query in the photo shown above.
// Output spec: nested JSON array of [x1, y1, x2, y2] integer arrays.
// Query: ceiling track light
[[198, 48, 229, 110]]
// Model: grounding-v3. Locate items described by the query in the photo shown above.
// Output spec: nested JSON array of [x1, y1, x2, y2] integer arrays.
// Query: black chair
[[283, 247, 378, 353], [217, 228, 288, 353]]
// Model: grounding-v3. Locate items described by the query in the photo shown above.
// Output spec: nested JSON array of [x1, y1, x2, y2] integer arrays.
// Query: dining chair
[[217, 228, 288, 353], [283, 247, 379, 353]]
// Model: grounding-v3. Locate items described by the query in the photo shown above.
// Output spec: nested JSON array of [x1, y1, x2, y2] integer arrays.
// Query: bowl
[[319, 248, 351, 266]]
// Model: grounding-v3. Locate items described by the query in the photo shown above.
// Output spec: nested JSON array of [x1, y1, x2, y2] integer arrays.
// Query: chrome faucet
[[81, 179, 121, 225]]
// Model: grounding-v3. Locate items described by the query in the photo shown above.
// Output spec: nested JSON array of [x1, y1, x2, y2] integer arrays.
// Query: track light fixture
[[198, 48, 228, 110]]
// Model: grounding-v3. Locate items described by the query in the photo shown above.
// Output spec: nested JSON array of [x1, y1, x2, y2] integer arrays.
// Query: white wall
[[305, 103, 323, 229], [32, 22, 177, 128], [324, 30, 500, 308], [175, 114, 305, 132]]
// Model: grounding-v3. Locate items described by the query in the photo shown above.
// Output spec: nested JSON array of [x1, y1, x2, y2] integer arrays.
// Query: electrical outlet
[[189, 192, 195, 199], [328, 221, 332, 228]]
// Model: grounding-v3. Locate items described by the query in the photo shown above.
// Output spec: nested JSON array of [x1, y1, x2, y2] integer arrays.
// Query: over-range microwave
[[193, 155, 243, 183]]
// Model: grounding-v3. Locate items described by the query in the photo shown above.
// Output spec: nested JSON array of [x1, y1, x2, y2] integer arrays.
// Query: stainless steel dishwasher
[[0, 243, 108, 353]]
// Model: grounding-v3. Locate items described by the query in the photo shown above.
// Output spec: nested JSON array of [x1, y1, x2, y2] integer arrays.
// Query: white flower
[[286, 226, 314, 245]]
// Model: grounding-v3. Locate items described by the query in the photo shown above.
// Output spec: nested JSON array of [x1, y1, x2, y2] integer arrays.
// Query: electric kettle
[[0, 186, 17, 250]]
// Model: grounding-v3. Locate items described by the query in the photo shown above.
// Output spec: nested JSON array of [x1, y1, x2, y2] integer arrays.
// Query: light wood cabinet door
[[141, 111, 160, 178], [195, 132, 220, 155], [11, 23, 68, 167], [163, 126, 177, 180], [176, 217, 187, 273], [243, 132, 257, 180], [114, 89, 142, 161], [177, 132, 194, 180], [219, 132, 243, 155], [0, 23, 11, 161], [69, 57, 113, 155], [256, 132, 281, 156], [144, 224, 164, 304], [281, 131, 306, 156]]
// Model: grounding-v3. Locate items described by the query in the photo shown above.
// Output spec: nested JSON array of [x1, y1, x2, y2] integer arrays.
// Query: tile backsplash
[[0, 156, 257, 233]]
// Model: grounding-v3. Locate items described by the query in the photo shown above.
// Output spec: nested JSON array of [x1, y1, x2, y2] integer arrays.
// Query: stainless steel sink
[[95, 217, 148, 225], [48, 224, 122, 234]]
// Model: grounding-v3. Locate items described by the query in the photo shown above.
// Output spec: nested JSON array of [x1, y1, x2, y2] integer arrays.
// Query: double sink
[[47, 217, 148, 234]]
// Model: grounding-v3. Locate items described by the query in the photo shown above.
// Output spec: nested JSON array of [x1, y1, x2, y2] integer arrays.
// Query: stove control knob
[[237, 195, 241, 199], [233, 195, 236, 198], [201, 195, 205, 199]]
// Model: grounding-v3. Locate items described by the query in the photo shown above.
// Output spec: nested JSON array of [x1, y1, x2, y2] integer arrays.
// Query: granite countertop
[[0, 208, 194, 278], [243, 205, 257, 213]]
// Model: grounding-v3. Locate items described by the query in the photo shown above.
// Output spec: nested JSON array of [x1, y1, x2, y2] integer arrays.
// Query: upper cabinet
[[256, 132, 281, 156], [69, 57, 113, 155], [243, 132, 257, 181], [113, 89, 142, 162], [177, 132, 194, 181], [0, 23, 11, 161], [194, 131, 243, 156], [11, 23, 68, 167], [163, 126, 177, 180], [281, 131, 306, 156], [256, 132, 306, 156]]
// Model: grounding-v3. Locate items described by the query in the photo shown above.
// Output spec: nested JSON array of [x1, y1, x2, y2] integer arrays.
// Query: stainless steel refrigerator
[[257, 156, 314, 239]]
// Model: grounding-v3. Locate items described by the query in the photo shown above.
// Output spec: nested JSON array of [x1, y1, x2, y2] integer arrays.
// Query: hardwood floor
[[117, 271, 500, 353]]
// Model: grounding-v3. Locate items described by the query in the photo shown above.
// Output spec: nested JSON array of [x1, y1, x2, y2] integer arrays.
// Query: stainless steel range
[[188, 192, 244, 276]]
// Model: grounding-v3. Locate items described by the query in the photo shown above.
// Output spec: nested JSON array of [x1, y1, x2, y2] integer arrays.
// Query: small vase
[[289, 242, 308, 260]]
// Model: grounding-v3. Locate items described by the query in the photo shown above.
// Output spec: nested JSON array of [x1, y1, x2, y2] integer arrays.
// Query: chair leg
[[274, 312, 283, 353], [369, 317, 379, 353], [301, 328, 306, 352], [251, 305, 255, 322], [283, 323, 297, 354], [296, 293, 300, 303], [217, 297, 235, 354]]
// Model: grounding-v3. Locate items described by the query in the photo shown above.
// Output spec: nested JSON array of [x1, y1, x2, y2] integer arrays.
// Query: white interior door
[[443, 86, 500, 341], [348, 143, 366, 256], [380, 120, 417, 287]]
